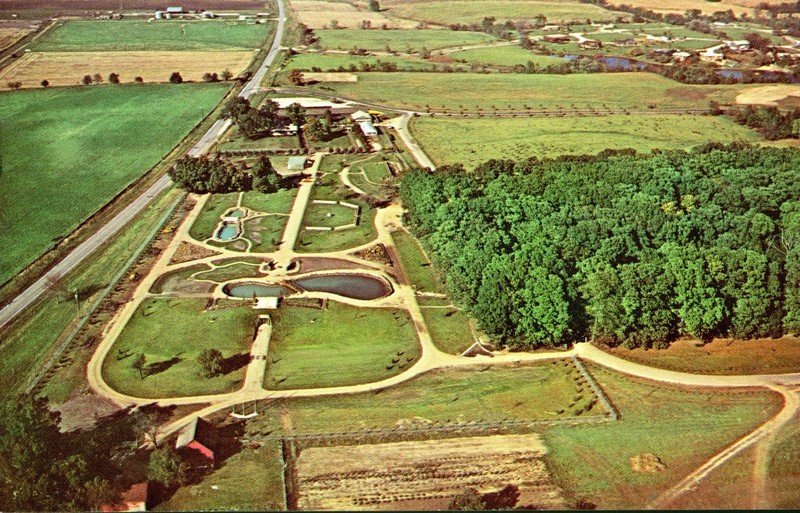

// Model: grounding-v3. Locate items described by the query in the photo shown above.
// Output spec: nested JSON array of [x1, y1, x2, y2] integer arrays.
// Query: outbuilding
[[287, 156, 309, 170], [101, 483, 148, 512], [175, 417, 218, 470]]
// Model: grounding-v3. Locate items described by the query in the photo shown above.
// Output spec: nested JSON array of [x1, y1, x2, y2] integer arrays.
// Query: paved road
[[387, 113, 436, 170], [0, 0, 286, 330]]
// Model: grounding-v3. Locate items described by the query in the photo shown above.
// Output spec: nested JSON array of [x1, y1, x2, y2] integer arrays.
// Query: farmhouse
[[175, 417, 218, 470], [725, 40, 751, 52], [101, 482, 148, 512]]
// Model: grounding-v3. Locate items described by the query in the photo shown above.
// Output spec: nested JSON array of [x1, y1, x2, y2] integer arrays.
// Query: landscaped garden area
[[264, 302, 420, 390], [102, 298, 258, 398]]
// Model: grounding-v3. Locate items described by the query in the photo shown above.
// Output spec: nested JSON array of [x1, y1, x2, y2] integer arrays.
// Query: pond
[[223, 282, 290, 298], [216, 222, 240, 241], [294, 274, 392, 300]]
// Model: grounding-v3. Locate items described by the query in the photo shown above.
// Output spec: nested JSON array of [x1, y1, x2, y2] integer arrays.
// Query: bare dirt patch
[[291, 0, 419, 29], [736, 85, 800, 106], [0, 49, 254, 88], [630, 453, 667, 473], [665, 86, 717, 101], [303, 71, 358, 82], [169, 241, 222, 265], [295, 433, 565, 510], [349, 243, 392, 265], [599, 336, 800, 375], [55, 393, 122, 432]]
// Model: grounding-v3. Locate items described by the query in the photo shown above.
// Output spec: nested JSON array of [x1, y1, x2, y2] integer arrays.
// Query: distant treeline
[[400, 144, 800, 349]]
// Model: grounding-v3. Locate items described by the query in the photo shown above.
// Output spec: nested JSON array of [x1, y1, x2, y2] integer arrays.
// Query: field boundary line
[[573, 356, 618, 420], [24, 193, 184, 395]]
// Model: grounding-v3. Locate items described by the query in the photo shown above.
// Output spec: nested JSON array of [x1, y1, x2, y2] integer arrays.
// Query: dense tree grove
[[222, 97, 284, 140], [729, 105, 800, 140], [169, 156, 251, 193], [400, 144, 800, 349]]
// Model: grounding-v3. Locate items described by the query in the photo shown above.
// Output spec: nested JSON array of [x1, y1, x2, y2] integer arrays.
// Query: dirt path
[[386, 113, 435, 170]]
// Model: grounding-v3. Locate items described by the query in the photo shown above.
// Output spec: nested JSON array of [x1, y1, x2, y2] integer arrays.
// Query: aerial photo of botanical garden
[[2, 0, 800, 510]]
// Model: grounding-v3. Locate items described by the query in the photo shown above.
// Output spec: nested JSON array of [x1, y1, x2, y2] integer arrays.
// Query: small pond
[[217, 222, 240, 241], [294, 274, 392, 300], [225, 208, 246, 219], [224, 282, 290, 298]]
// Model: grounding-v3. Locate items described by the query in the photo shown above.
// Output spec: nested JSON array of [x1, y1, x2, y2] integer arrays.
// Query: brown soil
[[349, 243, 392, 266], [296, 434, 565, 511], [292, 257, 373, 273], [630, 453, 666, 473], [169, 241, 221, 265]]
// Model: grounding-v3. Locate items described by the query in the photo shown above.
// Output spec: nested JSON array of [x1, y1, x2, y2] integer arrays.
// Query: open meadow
[[0, 83, 229, 285], [410, 114, 762, 168], [387, 0, 622, 25], [290, 0, 419, 29], [0, 50, 255, 87], [31, 19, 271, 52], [315, 28, 496, 52], [305, 71, 757, 111], [542, 363, 783, 508], [450, 45, 565, 67]]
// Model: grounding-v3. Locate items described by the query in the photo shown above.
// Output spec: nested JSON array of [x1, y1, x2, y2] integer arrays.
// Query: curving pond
[[294, 274, 391, 300], [216, 222, 240, 241]]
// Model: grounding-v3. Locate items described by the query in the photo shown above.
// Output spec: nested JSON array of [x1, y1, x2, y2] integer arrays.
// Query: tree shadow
[[77, 282, 108, 301], [221, 353, 250, 375], [145, 356, 183, 377]]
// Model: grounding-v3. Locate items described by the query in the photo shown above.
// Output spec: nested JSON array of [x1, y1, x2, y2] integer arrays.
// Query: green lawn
[[542, 364, 783, 509], [0, 83, 229, 285], [264, 302, 420, 390], [303, 202, 358, 228], [307, 71, 756, 111], [156, 441, 285, 511], [194, 262, 263, 283], [390, 1, 621, 25], [189, 193, 240, 242], [250, 360, 597, 434], [1, 190, 182, 402], [391, 230, 442, 293], [766, 420, 800, 508], [244, 214, 288, 253], [359, 161, 392, 182], [315, 29, 496, 52], [451, 45, 565, 67], [31, 19, 270, 52], [102, 298, 257, 398], [411, 114, 762, 168], [242, 188, 297, 214], [419, 305, 475, 354], [150, 263, 213, 294], [283, 52, 436, 71]]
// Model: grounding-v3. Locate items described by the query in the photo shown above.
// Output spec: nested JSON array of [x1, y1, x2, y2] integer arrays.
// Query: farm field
[[296, 434, 564, 510], [102, 298, 258, 398], [410, 114, 762, 168], [388, 1, 622, 25], [306, 71, 757, 111], [291, 0, 419, 29], [600, 0, 776, 15], [0, 24, 34, 50], [249, 360, 601, 434], [0, 0, 265, 12], [542, 364, 783, 509], [0, 83, 229, 286], [450, 45, 565, 67], [264, 302, 421, 390], [765, 418, 800, 508], [598, 337, 800, 375], [315, 29, 496, 52], [30, 19, 271, 52], [282, 52, 436, 72], [0, 50, 255, 88]]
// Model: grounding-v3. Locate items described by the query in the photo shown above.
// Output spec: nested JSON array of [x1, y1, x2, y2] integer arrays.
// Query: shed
[[101, 482, 148, 512], [255, 296, 279, 309], [358, 120, 378, 137], [350, 110, 372, 122], [175, 417, 218, 469], [287, 156, 308, 170], [166, 6, 184, 13]]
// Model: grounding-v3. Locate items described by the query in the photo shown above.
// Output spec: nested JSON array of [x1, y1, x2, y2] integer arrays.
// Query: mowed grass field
[[411, 114, 762, 167], [388, 1, 621, 24], [250, 360, 596, 434], [307, 71, 757, 111], [31, 19, 270, 52], [315, 29, 496, 52], [0, 83, 229, 285], [102, 298, 258, 398], [450, 45, 565, 67], [283, 52, 435, 71], [264, 302, 421, 390], [0, 50, 255, 87], [542, 364, 783, 508]]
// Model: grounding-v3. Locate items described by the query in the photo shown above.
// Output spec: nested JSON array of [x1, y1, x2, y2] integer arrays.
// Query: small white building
[[358, 120, 378, 137], [166, 6, 184, 14], [725, 40, 751, 51], [350, 110, 372, 122]]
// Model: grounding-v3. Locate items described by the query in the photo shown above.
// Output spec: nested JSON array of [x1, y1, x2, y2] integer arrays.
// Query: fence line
[[572, 355, 619, 420]]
